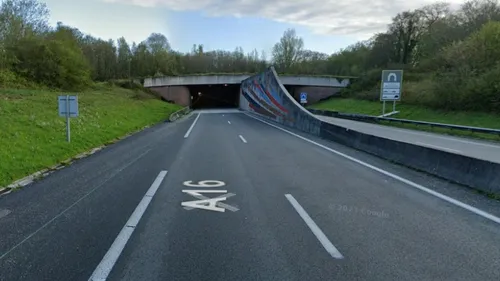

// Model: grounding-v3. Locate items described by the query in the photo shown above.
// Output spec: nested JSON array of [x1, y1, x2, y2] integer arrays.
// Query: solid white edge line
[[184, 113, 201, 138], [88, 170, 168, 281], [238, 135, 247, 143], [285, 194, 344, 259], [245, 113, 500, 225]]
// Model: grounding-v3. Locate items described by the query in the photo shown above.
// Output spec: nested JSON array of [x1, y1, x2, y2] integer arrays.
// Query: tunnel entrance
[[188, 84, 240, 110]]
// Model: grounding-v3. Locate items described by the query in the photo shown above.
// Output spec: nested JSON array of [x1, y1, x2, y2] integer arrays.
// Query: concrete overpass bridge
[[144, 74, 353, 109]]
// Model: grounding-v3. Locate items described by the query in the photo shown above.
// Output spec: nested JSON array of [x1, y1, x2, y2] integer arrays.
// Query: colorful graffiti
[[240, 69, 293, 122], [239, 67, 322, 135]]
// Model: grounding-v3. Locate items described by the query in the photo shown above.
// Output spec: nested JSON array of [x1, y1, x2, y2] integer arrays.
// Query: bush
[[403, 79, 435, 107], [426, 21, 500, 112], [0, 69, 40, 89], [341, 68, 381, 100], [463, 64, 500, 112], [107, 79, 161, 99], [8, 36, 92, 91]]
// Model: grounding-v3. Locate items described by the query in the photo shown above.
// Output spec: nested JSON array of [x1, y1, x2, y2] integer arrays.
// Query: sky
[[42, 0, 465, 55]]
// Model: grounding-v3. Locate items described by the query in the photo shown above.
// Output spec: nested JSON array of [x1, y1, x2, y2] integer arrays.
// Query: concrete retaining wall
[[239, 67, 321, 135], [320, 122, 500, 194], [149, 86, 190, 106], [239, 67, 500, 195]]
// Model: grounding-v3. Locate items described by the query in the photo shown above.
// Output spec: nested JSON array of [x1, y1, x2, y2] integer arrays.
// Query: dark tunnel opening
[[187, 84, 240, 109]]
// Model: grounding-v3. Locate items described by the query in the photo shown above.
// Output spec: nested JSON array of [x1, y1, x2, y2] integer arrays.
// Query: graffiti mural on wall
[[239, 66, 322, 136], [240, 68, 294, 122]]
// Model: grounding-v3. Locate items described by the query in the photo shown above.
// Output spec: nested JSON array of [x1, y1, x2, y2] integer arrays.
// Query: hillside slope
[[0, 85, 181, 187]]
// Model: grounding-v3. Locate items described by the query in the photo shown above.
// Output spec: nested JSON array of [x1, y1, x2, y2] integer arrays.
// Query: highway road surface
[[1, 109, 500, 281], [315, 115, 500, 164]]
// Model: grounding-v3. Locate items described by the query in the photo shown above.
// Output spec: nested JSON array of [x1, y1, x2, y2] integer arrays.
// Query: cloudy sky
[[42, 0, 465, 55]]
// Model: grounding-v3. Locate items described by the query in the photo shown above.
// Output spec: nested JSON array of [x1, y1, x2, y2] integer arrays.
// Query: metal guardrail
[[169, 106, 191, 122], [309, 108, 500, 136]]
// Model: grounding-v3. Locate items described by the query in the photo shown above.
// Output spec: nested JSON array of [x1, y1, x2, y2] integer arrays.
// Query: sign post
[[380, 70, 403, 116], [58, 95, 79, 142], [66, 95, 70, 142], [300, 92, 307, 105]]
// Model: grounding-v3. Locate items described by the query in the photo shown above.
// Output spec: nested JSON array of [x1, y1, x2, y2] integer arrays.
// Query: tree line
[[325, 0, 500, 112], [0, 0, 325, 91], [1, 0, 500, 112], [0, 0, 347, 91]]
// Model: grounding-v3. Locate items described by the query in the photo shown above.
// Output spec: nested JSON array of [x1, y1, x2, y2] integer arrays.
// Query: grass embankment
[[0, 84, 181, 187], [311, 98, 500, 142]]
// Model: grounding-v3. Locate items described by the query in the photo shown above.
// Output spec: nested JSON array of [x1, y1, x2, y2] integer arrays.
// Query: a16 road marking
[[181, 180, 239, 212]]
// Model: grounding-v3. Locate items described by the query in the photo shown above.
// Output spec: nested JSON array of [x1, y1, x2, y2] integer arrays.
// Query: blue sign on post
[[58, 95, 78, 117], [58, 95, 78, 142], [300, 92, 307, 104], [380, 70, 403, 101]]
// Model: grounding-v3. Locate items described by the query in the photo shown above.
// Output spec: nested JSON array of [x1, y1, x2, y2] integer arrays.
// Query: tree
[[9, 35, 91, 90], [131, 42, 153, 78], [272, 28, 304, 72], [458, 0, 500, 33], [0, 0, 49, 39], [8, 0, 500, 116], [146, 33, 171, 53], [0, 0, 50, 69], [298, 50, 329, 74], [117, 37, 131, 79]]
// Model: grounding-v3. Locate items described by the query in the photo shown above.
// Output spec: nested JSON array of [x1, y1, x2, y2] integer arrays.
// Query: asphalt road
[[1, 109, 500, 281], [315, 115, 500, 164]]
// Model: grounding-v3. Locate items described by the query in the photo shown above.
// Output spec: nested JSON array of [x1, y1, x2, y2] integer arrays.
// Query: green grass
[[0, 85, 181, 187], [311, 98, 500, 141]]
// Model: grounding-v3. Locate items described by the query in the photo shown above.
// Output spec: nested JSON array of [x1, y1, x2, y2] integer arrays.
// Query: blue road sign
[[58, 95, 79, 117], [300, 92, 307, 103], [380, 70, 403, 101]]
